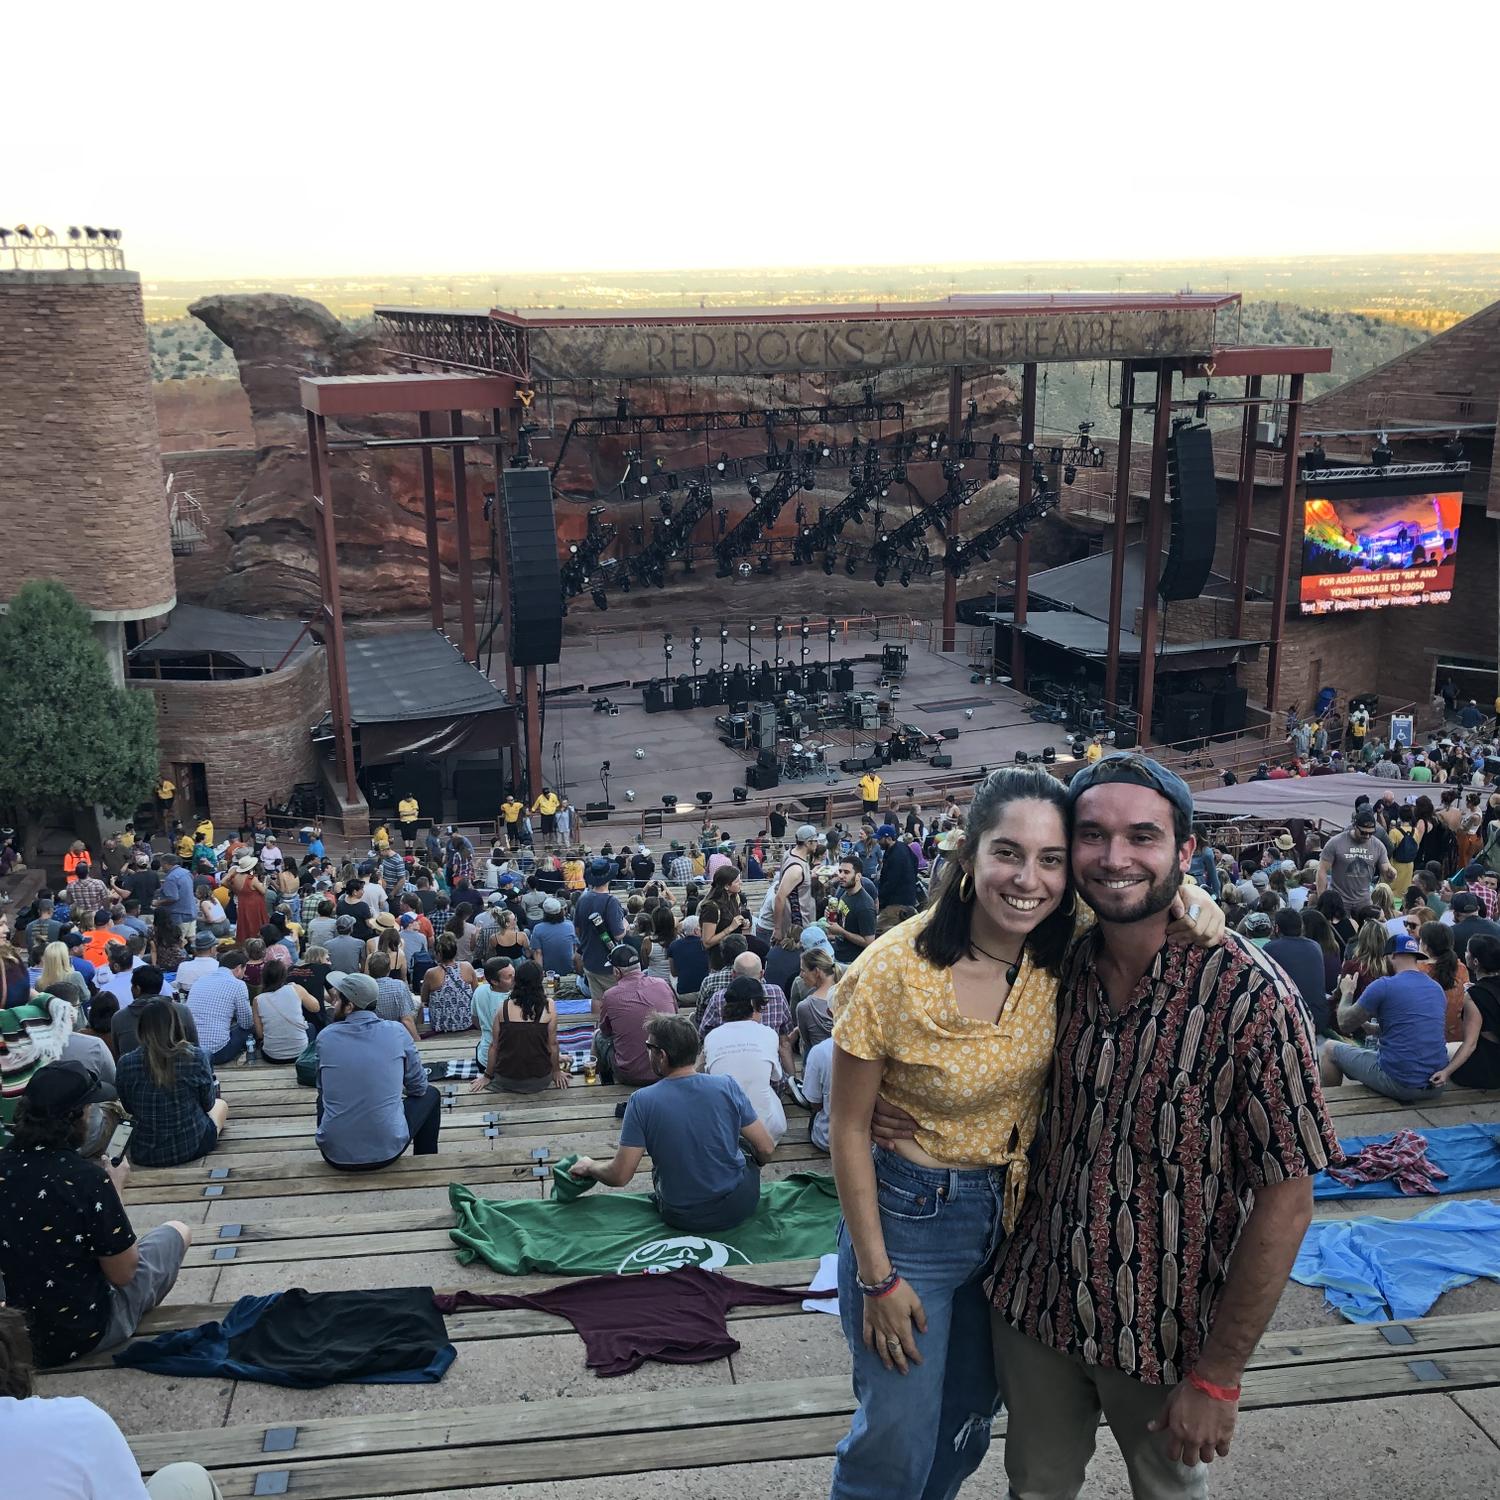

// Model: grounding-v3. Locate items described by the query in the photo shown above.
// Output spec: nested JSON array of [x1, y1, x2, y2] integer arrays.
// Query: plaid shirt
[[68, 876, 109, 914], [1473, 882, 1500, 920], [664, 854, 693, 884], [116, 1043, 218, 1166], [183, 968, 253, 1054], [694, 971, 793, 1038]]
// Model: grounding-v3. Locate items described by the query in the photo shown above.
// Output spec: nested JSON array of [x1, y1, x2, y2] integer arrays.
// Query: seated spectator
[[1339, 919, 1393, 1006], [252, 957, 321, 1062], [304, 898, 338, 951], [1450, 891, 1500, 962], [1321, 933, 1450, 1103], [529, 896, 578, 976], [196, 884, 230, 939], [470, 959, 566, 1094], [0, 1305, 225, 1497], [35, 995, 116, 1085], [703, 977, 787, 1145], [801, 1035, 834, 1153], [1417, 921, 1470, 1042], [110, 966, 197, 1059], [34, 940, 89, 1011], [116, 1001, 229, 1166], [1438, 933, 1500, 1090], [1263, 907, 1332, 1033], [594, 944, 678, 1086], [1300, 908, 1344, 998], [315, 971, 440, 1169], [471, 955, 516, 1064], [367, 950, 420, 1044], [795, 948, 840, 1054], [420, 932, 477, 1033], [172, 930, 222, 995], [569, 1013, 775, 1232], [78, 991, 121, 1063], [0, 1062, 193, 1367], [667, 914, 710, 999], [695, 950, 796, 1075], [183, 949, 253, 1065], [323, 914, 366, 975]]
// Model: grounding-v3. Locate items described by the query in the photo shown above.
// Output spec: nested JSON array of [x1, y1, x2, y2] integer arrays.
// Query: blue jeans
[[209, 1024, 252, 1067], [829, 1149, 1006, 1500]]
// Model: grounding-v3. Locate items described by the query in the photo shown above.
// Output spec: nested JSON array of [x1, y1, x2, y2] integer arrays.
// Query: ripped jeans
[[829, 1148, 1007, 1500]]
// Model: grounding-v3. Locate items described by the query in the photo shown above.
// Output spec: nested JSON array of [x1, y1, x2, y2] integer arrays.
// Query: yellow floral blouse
[[832, 909, 1058, 1230]]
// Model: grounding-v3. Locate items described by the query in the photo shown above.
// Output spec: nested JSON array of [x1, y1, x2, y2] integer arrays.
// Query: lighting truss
[[945, 488, 1059, 577], [871, 464, 986, 567], [713, 469, 803, 572], [1299, 461, 1471, 484]]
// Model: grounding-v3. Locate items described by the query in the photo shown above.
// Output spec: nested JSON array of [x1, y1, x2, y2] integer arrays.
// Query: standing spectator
[[875, 823, 919, 911], [228, 855, 269, 945], [822, 856, 878, 965], [573, 860, 626, 1003], [183, 950, 254, 1065], [594, 945, 678, 1085], [116, 1001, 229, 1166]]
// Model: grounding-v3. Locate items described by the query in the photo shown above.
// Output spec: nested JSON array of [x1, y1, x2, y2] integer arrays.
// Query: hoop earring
[[958, 871, 974, 903]]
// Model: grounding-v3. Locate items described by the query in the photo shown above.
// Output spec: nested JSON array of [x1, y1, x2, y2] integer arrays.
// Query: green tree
[[0, 581, 158, 864]]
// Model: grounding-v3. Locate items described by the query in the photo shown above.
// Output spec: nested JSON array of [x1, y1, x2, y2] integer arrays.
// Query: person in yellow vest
[[397, 793, 420, 852], [118, 823, 136, 851], [564, 855, 585, 891], [373, 822, 392, 854], [1084, 735, 1104, 765], [155, 776, 176, 832], [858, 770, 883, 817], [501, 794, 524, 848], [194, 816, 214, 846], [175, 828, 195, 861], [532, 787, 560, 843]]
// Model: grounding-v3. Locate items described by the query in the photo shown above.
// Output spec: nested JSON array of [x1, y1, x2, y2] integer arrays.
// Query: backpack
[[427, 961, 475, 1033], [408, 946, 436, 992], [1391, 824, 1419, 864]]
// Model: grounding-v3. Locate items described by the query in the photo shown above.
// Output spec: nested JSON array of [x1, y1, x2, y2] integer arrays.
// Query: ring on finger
[[1187, 904, 1201, 921]]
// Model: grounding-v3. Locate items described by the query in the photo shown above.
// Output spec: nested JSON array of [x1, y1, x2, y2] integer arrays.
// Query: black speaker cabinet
[[929, 753, 954, 768], [672, 679, 695, 711], [1211, 686, 1249, 735], [642, 679, 668, 714], [583, 800, 612, 825], [756, 747, 778, 770], [1163, 690, 1213, 745], [502, 468, 564, 666], [1160, 422, 1218, 602], [1113, 722, 1139, 750], [746, 764, 779, 790], [832, 663, 856, 692], [389, 759, 443, 816], [700, 669, 723, 707], [454, 765, 502, 822], [751, 703, 778, 749]]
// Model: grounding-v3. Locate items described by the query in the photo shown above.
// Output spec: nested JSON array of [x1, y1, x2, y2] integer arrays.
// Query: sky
[[7, 0, 1497, 280]]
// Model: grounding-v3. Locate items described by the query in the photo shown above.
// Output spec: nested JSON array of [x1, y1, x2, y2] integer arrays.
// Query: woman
[[287, 944, 334, 1029], [34, 942, 87, 1011], [826, 765, 1219, 1499], [1418, 920, 1470, 1043], [645, 905, 676, 983], [698, 866, 750, 951], [1416, 794, 1457, 873], [1339, 918, 1394, 1007], [421, 931, 477, 1033], [252, 957, 321, 1063], [445, 904, 479, 966], [116, 999, 229, 1167], [1368, 880, 1398, 928], [77, 991, 120, 1059], [487, 909, 530, 966], [468, 959, 567, 1093], [196, 882, 230, 939], [1316, 888, 1359, 953], [1387, 807, 1421, 898], [150, 911, 186, 974], [1301, 908, 1344, 997], [1435, 933, 1500, 1089], [0, 922, 32, 1008], [627, 911, 655, 967], [229, 854, 269, 944], [794, 946, 839, 1054], [568, 1012, 775, 1229]]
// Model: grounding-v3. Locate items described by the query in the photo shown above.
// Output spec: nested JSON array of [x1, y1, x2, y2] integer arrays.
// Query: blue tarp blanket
[[1313, 1123, 1500, 1199], [1291, 1200, 1500, 1322]]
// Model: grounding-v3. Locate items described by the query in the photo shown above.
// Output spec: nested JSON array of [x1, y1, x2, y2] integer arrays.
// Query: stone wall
[[161, 447, 259, 604], [134, 646, 327, 826]]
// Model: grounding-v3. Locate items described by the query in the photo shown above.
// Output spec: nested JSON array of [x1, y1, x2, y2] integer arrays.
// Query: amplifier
[[929, 754, 954, 769]]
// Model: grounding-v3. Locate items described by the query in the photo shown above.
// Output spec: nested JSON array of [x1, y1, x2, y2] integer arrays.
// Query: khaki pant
[[992, 1315, 1208, 1500]]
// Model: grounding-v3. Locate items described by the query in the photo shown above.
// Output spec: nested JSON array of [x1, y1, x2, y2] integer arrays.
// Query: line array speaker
[[502, 468, 564, 667], [1159, 422, 1218, 603]]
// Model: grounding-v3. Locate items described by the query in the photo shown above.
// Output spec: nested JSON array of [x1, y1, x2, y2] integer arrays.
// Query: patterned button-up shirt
[[693, 971, 793, 1039], [68, 876, 109, 914], [183, 967, 253, 1055], [991, 931, 1337, 1386]]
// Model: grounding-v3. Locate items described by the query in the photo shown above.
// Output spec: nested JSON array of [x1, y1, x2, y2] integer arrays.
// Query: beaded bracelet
[[856, 1268, 902, 1299]]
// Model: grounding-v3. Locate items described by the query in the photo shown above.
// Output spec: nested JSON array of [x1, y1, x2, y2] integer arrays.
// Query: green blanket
[[449, 1166, 842, 1276]]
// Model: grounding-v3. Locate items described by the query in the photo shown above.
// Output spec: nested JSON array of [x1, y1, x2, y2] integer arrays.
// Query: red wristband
[[1186, 1369, 1241, 1403], [867, 1275, 904, 1300]]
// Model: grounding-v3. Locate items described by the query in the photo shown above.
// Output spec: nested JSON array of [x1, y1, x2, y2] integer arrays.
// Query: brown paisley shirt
[[990, 930, 1338, 1385]]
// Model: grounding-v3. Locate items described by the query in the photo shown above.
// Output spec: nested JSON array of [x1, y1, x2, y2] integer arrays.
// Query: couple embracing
[[827, 754, 1338, 1500]]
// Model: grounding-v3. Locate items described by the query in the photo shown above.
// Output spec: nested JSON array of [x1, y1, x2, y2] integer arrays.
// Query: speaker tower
[[1159, 422, 1217, 603], [502, 468, 564, 667]]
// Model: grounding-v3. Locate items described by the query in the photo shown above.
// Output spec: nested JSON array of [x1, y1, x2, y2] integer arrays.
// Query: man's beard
[[1091, 863, 1184, 924]]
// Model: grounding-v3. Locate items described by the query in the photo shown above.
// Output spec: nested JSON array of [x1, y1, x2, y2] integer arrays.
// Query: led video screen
[[1299, 490, 1462, 615]]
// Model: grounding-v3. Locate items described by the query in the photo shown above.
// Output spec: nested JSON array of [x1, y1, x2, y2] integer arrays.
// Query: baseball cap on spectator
[[1250, 870, 1269, 889], [608, 944, 640, 970], [64, 931, 85, 948], [1065, 752, 1195, 830], [335, 914, 356, 933], [1464, 863, 1489, 882], [799, 925, 835, 959], [1240, 911, 1273, 937], [1387, 933, 1423, 957], [23, 1060, 117, 1116], [486, 890, 507, 905], [398, 912, 416, 927], [1451, 892, 1481, 915], [542, 897, 564, 916], [875, 824, 901, 840], [796, 824, 820, 843], [1353, 808, 1378, 830], [327, 971, 379, 1008]]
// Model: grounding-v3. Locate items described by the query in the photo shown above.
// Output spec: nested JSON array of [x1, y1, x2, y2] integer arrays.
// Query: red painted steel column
[[491, 407, 520, 713], [1135, 363, 1174, 745], [1229, 375, 1262, 638], [419, 411, 444, 633], [449, 410, 478, 663], [306, 411, 357, 801], [942, 368, 963, 652], [1103, 360, 1135, 711], [1011, 363, 1037, 690], [522, 666, 543, 802], [1264, 373, 1304, 716]]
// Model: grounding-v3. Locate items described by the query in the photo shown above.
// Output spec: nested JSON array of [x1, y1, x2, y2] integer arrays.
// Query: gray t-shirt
[[1321, 831, 1389, 910], [802, 1037, 834, 1153], [619, 1073, 756, 1213], [325, 935, 366, 973]]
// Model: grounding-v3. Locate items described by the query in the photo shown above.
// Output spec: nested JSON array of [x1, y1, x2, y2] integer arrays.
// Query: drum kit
[[781, 739, 836, 782]]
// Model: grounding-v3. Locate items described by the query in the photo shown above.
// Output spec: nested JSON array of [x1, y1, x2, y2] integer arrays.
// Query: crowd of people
[[3, 740, 1499, 1497]]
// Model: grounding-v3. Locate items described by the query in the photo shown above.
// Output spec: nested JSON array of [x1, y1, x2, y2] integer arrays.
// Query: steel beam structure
[[1011, 364, 1037, 691], [1265, 372, 1305, 717], [1229, 375, 1262, 639], [418, 412, 443, 633], [305, 412, 358, 801], [942, 370, 963, 652], [1134, 363, 1175, 744], [373, 309, 529, 379], [1103, 361, 1135, 709], [448, 411, 478, 662]]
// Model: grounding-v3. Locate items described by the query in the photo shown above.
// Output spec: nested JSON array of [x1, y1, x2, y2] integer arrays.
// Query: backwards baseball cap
[[64, 930, 85, 948], [326, 970, 379, 1008], [335, 913, 356, 933], [1065, 752, 1194, 828], [1451, 892, 1481, 915], [1387, 932, 1423, 957], [398, 911, 416, 927], [1353, 807, 1379, 830], [1464, 863, 1489, 881], [23, 1060, 117, 1117], [1240, 911, 1274, 937], [542, 897, 564, 915], [486, 890, 507, 905], [608, 943, 640, 969], [1250, 869, 1270, 888]]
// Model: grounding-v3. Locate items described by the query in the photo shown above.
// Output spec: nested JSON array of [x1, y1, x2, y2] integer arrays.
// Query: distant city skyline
[[10, 2, 1497, 280]]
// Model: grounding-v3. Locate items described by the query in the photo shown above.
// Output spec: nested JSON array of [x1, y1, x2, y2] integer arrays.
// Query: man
[[762, 824, 817, 942], [1460, 698, 1484, 731], [501, 792, 524, 848], [695, 950, 795, 1076], [629, 845, 656, 886], [664, 840, 693, 885], [155, 774, 176, 832], [1370, 750, 1404, 781], [574, 858, 627, 1005], [875, 822, 919, 911], [184, 949, 254, 1065], [92, 942, 144, 1012], [1317, 806, 1395, 911], [172, 930, 221, 994], [1263, 906, 1331, 1034], [1322, 933, 1450, 1103], [594, 943, 678, 1086], [703, 976, 787, 1144], [984, 753, 1337, 1496], [0, 1062, 194, 1368], [1347, 702, 1369, 753], [24, 897, 59, 952], [412, 870, 441, 917], [768, 802, 789, 844], [67, 863, 108, 917], [114, 851, 161, 912], [667, 913, 711, 1000], [397, 792, 420, 853], [112, 965, 197, 1057], [315, 970, 440, 1168], [858, 768, 883, 818], [1459, 861, 1500, 920], [116, 899, 149, 940], [324, 914, 366, 974], [532, 786, 560, 844], [368, 951, 421, 1043], [1449, 892, 1500, 962], [154, 853, 197, 945], [822, 855, 877, 965]]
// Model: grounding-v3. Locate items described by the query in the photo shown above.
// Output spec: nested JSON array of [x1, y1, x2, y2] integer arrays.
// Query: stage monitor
[[1299, 488, 1462, 616]]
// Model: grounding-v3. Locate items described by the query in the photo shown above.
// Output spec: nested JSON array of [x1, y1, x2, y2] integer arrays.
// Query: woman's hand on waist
[[870, 1093, 920, 1146]]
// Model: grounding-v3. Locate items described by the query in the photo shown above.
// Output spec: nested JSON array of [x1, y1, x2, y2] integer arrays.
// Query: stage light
[[845, 555, 858, 577], [874, 568, 888, 587], [800, 618, 810, 637], [827, 617, 837, 640], [964, 708, 975, 719], [659, 496, 673, 517], [591, 589, 608, 610], [823, 553, 836, 575], [1063, 464, 1077, 485], [717, 452, 728, 473], [1443, 434, 1465, 463], [720, 622, 729, 641], [748, 622, 757, 634], [1307, 440, 1327, 469], [737, 561, 753, 579], [821, 443, 832, 459], [1194, 389, 1215, 421], [747, 478, 762, 501], [624, 789, 636, 802], [634, 748, 647, 760], [1372, 432, 1393, 467], [802, 472, 816, 492]]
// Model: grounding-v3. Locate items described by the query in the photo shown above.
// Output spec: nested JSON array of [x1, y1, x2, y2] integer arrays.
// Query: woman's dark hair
[[1401, 883, 1429, 913], [652, 904, 676, 947], [708, 865, 740, 904], [1300, 908, 1338, 957], [1419, 921, 1460, 988], [509, 959, 547, 1022], [152, 909, 180, 948], [7, 1097, 87, 1153], [261, 956, 288, 990], [915, 767, 1073, 976], [645, 1011, 700, 1070], [258, 923, 281, 948], [1315, 889, 1348, 923], [435, 931, 459, 962], [138, 999, 193, 1090], [1414, 795, 1436, 824], [1466, 933, 1500, 977], [0, 1307, 35, 1399]]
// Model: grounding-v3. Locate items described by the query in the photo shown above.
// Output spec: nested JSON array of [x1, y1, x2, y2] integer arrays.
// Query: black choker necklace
[[969, 940, 1024, 986]]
